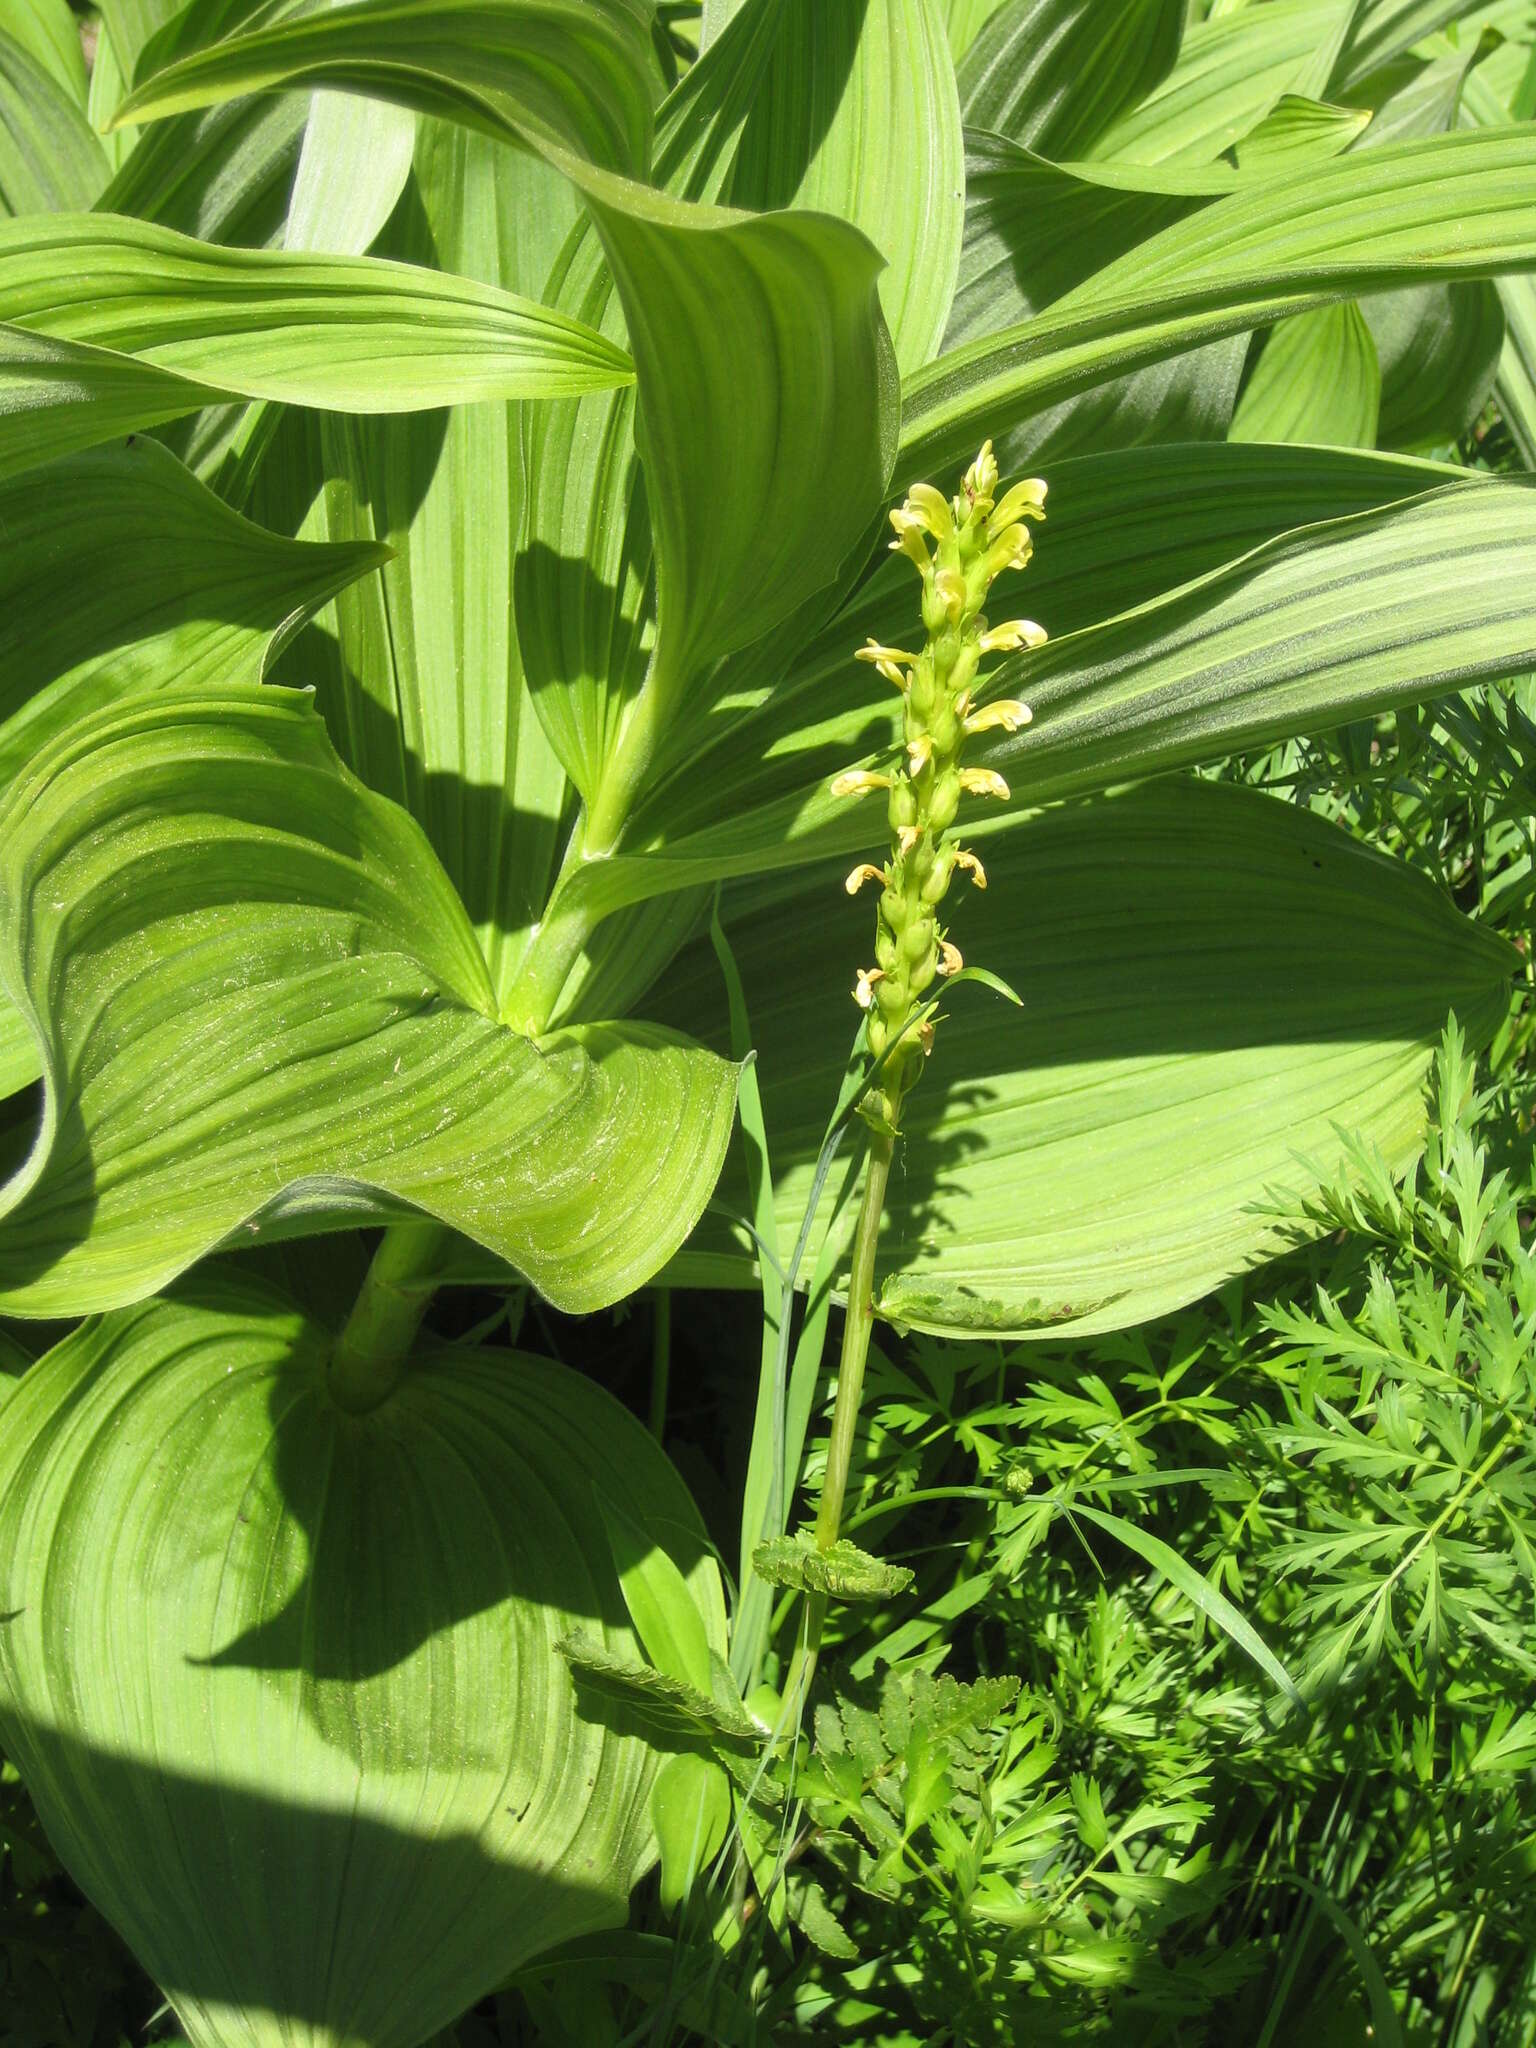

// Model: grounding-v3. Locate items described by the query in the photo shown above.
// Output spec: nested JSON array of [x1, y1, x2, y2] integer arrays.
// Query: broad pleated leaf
[[0, 214, 633, 483], [0, 32, 110, 214], [115, 0, 661, 175], [0, 437, 385, 1104], [546, 473, 1536, 930], [958, 0, 1185, 158], [255, 117, 579, 1007], [901, 128, 1536, 482], [648, 779, 1513, 1337], [725, 0, 964, 376], [1088, 0, 1353, 164], [1329, 0, 1497, 94], [943, 139, 1245, 461], [1229, 302, 1381, 446], [0, 1277, 726, 2048], [0, 687, 738, 1318], [0, 437, 386, 795], [947, 138, 1230, 345], [555, 162, 893, 842], [1462, 61, 1536, 463]]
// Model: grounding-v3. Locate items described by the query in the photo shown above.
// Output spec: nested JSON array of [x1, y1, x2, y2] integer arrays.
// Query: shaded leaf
[[0, 32, 109, 215], [959, 0, 1185, 158], [558, 1638, 759, 1750], [0, 1278, 725, 2048]]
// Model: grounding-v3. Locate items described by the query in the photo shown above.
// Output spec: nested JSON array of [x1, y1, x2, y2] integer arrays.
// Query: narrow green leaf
[[0, 1279, 726, 2048], [1229, 301, 1381, 446], [597, 1497, 714, 1693], [1068, 1503, 1303, 1707], [648, 778, 1513, 1339], [650, 1749, 732, 1912], [959, 0, 1185, 158], [0, 687, 739, 1319], [902, 128, 1536, 483], [115, 0, 661, 176], [0, 33, 109, 214]]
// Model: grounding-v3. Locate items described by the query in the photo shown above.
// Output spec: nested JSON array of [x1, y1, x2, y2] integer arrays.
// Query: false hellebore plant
[[0, 0, 1534, 2042]]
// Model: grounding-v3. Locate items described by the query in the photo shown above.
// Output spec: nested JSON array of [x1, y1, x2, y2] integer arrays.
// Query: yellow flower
[[978, 619, 1048, 655], [988, 477, 1048, 532], [853, 966, 885, 1009], [934, 566, 967, 623], [954, 849, 987, 889], [959, 766, 1011, 801], [904, 481, 955, 541], [907, 732, 934, 775], [938, 939, 964, 976], [830, 767, 891, 799], [964, 698, 1032, 736], [855, 639, 917, 690], [985, 525, 1034, 580], [964, 440, 999, 505], [844, 863, 885, 895]]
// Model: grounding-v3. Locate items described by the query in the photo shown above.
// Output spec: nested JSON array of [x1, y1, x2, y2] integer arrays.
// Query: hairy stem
[[327, 1222, 450, 1414]]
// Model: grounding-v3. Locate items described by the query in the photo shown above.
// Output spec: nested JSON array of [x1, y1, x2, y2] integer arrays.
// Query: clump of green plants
[[2, 0, 1535, 2043]]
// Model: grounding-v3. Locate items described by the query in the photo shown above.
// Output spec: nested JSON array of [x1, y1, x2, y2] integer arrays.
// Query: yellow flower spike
[[964, 440, 999, 506], [907, 732, 934, 775], [853, 966, 885, 1009], [954, 849, 987, 889], [830, 768, 891, 799], [938, 939, 964, 976], [856, 639, 917, 690], [934, 566, 967, 622], [845, 863, 885, 895], [964, 698, 1033, 737], [960, 766, 1011, 800], [905, 482, 956, 541], [988, 477, 1048, 532], [978, 619, 1048, 655]]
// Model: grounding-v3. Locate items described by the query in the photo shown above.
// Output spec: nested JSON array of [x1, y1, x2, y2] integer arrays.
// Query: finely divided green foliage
[[0, 0, 1535, 2040]]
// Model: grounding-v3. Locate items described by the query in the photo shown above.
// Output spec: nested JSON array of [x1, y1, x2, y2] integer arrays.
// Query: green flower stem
[[327, 1221, 451, 1414], [814, 1124, 895, 1552]]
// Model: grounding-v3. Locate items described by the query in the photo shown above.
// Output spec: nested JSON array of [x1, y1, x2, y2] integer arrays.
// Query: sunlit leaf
[[1229, 301, 1381, 447], [0, 687, 738, 1318], [958, 0, 1184, 159], [648, 777, 1513, 1338]]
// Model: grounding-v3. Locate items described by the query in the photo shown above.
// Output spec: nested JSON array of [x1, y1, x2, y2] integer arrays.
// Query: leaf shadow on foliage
[[178, 1325, 710, 1687], [0, 1714, 629, 2039]]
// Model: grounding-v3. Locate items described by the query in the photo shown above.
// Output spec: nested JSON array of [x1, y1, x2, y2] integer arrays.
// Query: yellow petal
[[844, 863, 885, 895], [830, 768, 890, 799], [959, 766, 1011, 801], [989, 477, 1048, 532], [964, 698, 1033, 736], [954, 849, 987, 889], [906, 482, 955, 541], [938, 939, 964, 976]]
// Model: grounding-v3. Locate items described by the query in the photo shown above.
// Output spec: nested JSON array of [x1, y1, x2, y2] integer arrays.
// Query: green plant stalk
[[814, 1125, 895, 1551], [327, 1220, 451, 1413]]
